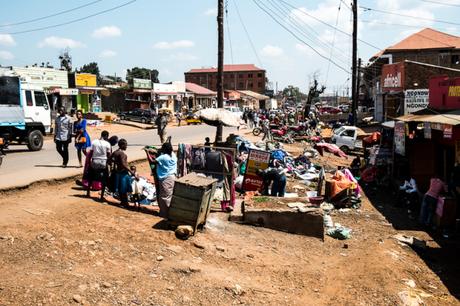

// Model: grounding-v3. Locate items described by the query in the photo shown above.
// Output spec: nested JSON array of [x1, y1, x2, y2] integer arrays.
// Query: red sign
[[242, 149, 271, 192], [429, 75, 460, 110], [381, 62, 405, 92]]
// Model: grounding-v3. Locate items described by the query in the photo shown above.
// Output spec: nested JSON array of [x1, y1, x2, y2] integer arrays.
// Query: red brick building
[[184, 64, 266, 94]]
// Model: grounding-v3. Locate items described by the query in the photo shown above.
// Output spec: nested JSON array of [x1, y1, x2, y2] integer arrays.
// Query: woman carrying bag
[[74, 110, 91, 167]]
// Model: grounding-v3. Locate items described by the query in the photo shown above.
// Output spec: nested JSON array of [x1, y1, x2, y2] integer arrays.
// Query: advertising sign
[[381, 62, 405, 92], [429, 76, 460, 110], [242, 149, 271, 191], [394, 121, 406, 156], [76, 73, 97, 87], [133, 78, 152, 89], [59, 88, 79, 95], [404, 89, 429, 114]]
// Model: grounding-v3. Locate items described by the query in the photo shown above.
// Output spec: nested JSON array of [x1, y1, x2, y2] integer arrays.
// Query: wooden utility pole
[[216, 0, 225, 143], [351, 0, 358, 126], [356, 58, 362, 114]]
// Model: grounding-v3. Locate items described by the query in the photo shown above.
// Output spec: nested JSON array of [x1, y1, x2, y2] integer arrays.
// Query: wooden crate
[[168, 173, 218, 232]]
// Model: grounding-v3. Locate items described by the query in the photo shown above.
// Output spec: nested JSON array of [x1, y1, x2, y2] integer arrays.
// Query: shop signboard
[[59, 88, 79, 95], [381, 62, 405, 92], [12, 67, 69, 89], [404, 89, 429, 114], [429, 76, 460, 110], [133, 78, 152, 89], [242, 149, 271, 191], [424, 122, 431, 139], [443, 124, 453, 139], [76, 73, 97, 87], [394, 121, 406, 156]]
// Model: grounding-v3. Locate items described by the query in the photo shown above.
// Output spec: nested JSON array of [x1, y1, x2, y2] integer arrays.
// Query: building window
[[248, 83, 253, 88], [248, 73, 253, 78], [238, 74, 243, 78], [238, 82, 244, 89], [257, 73, 263, 77], [258, 82, 262, 88], [452, 55, 459, 65]]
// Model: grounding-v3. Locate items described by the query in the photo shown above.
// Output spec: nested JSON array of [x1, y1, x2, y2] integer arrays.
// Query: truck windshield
[[0, 76, 20, 106]]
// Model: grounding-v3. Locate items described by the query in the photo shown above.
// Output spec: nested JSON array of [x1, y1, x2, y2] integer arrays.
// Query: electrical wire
[[340, 0, 352, 11], [232, 0, 263, 67], [252, 0, 351, 74], [420, 0, 460, 8], [325, 0, 343, 86], [0, 0, 103, 28], [3, 0, 136, 35], [278, 0, 382, 50], [360, 6, 460, 26], [225, 0, 235, 64]]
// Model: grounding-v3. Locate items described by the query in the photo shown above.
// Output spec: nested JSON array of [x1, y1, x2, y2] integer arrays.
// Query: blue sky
[[0, 0, 459, 95]]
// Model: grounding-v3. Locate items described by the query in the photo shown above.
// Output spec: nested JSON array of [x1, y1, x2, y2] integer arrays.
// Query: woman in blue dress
[[74, 110, 91, 167]]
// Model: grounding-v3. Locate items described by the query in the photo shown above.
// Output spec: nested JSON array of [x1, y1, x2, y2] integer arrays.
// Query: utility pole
[[216, 0, 225, 143], [351, 0, 358, 126]]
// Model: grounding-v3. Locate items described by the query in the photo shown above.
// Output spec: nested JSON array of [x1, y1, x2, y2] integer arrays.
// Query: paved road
[[0, 125, 238, 190]]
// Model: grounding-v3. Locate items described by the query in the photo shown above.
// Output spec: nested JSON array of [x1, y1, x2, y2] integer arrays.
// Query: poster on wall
[[242, 149, 271, 192], [424, 122, 431, 139], [443, 124, 453, 139], [404, 89, 429, 114], [394, 121, 406, 156]]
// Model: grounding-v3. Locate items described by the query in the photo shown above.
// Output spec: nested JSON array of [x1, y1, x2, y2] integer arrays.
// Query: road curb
[[114, 121, 156, 130]]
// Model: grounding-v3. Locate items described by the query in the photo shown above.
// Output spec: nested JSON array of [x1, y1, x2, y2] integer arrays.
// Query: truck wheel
[[339, 145, 349, 155], [27, 130, 44, 151]]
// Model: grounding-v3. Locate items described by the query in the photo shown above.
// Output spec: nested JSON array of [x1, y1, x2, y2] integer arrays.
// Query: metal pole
[[216, 0, 225, 143], [351, 0, 358, 126]]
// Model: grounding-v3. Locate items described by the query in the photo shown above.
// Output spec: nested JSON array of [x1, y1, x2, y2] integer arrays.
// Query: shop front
[[74, 73, 108, 113]]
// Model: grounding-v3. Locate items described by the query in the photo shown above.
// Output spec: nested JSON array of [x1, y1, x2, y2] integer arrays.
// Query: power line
[[340, 0, 352, 11], [278, 0, 382, 50], [3, 0, 136, 35], [252, 0, 351, 74], [360, 6, 460, 26], [420, 0, 460, 8], [232, 0, 263, 67], [325, 0, 343, 86], [225, 0, 234, 64], [0, 0, 103, 28]]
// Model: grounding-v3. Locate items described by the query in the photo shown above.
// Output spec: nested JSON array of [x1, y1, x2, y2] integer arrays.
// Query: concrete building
[[184, 64, 266, 94]]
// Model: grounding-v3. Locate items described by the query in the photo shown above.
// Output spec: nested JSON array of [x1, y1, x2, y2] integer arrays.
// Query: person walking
[[175, 111, 182, 127], [54, 107, 73, 167], [86, 130, 112, 201], [419, 175, 448, 228], [261, 118, 271, 141], [155, 112, 168, 144], [74, 110, 91, 167], [153, 142, 177, 218]]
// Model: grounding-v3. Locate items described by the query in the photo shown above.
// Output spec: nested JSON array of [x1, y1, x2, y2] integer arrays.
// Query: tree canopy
[[126, 67, 159, 84], [78, 62, 101, 83]]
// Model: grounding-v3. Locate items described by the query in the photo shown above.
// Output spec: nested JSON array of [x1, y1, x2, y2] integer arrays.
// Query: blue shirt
[[156, 153, 177, 180]]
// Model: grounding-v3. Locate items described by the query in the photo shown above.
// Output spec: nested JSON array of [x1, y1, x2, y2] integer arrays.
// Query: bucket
[[306, 191, 317, 198], [309, 196, 324, 206]]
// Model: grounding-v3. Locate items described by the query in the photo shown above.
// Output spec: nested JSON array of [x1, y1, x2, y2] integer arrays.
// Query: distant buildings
[[184, 64, 266, 94]]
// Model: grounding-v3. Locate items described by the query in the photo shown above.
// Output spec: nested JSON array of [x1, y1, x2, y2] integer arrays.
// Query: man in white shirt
[[87, 130, 112, 200]]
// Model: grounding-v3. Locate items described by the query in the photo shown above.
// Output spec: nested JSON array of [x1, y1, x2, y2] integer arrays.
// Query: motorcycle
[[271, 126, 294, 144], [0, 136, 6, 167]]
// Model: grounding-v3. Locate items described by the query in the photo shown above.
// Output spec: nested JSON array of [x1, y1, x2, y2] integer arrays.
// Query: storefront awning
[[396, 112, 460, 126]]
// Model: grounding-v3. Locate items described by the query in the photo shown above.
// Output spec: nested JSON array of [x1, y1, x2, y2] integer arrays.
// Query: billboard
[[381, 62, 405, 92], [76, 73, 97, 87], [133, 78, 152, 89], [429, 75, 460, 110], [404, 89, 429, 114]]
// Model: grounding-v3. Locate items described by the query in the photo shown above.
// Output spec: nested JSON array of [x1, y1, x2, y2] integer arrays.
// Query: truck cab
[[0, 76, 51, 151], [331, 126, 363, 153]]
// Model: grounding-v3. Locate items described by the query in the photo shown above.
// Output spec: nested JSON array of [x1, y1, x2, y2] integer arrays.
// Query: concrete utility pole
[[351, 0, 358, 126], [216, 0, 225, 143]]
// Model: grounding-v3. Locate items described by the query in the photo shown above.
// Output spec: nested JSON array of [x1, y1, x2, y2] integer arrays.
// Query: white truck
[[0, 75, 51, 153], [331, 126, 365, 153]]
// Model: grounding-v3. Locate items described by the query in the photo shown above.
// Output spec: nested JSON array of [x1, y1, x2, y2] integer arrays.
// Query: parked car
[[338, 104, 350, 113], [118, 108, 155, 124], [225, 106, 243, 118], [318, 106, 342, 114]]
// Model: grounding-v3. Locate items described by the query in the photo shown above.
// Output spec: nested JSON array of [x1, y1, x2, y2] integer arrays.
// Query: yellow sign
[[448, 86, 460, 97], [76, 73, 97, 87]]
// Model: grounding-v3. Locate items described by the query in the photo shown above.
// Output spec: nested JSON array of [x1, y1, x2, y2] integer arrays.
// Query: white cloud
[[99, 49, 117, 58], [38, 36, 85, 48], [163, 53, 198, 61], [0, 34, 15, 47], [261, 45, 284, 57], [92, 26, 122, 38], [0, 50, 14, 60], [153, 40, 195, 50], [204, 8, 217, 16]]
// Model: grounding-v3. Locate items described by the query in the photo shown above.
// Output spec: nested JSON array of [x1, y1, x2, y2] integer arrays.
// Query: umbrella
[[195, 108, 241, 127], [314, 143, 348, 158]]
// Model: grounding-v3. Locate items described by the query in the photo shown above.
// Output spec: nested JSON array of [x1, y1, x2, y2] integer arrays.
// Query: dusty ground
[[0, 140, 459, 305]]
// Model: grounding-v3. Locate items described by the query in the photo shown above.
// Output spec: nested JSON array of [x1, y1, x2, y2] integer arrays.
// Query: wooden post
[[216, 0, 225, 143]]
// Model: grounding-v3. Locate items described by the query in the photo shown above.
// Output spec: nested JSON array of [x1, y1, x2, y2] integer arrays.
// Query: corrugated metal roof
[[186, 64, 264, 73], [238, 90, 269, 100], [397, 112, 460, 126], [185, 82, 216, 95]]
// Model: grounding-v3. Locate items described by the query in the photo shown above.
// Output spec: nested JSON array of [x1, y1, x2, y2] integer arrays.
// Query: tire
[[141, 118, 147, 124], [27, 130, 44, 151], [120, 115, 125, 120], [252, 128, 262, 136], [339, 145, 350, 155]]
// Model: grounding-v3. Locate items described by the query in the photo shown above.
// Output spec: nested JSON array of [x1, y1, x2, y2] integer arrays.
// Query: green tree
[[126, 67, 159, 85], [304, 78, 326, 117], [282, 85, 305, 102], [78, 62, 101, 83]]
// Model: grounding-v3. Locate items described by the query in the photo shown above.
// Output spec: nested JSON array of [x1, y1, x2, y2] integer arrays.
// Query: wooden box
[[168, 173, 218, 232]]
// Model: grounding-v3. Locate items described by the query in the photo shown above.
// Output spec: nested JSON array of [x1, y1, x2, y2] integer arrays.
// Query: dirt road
[[0, 158, 458, 305]]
